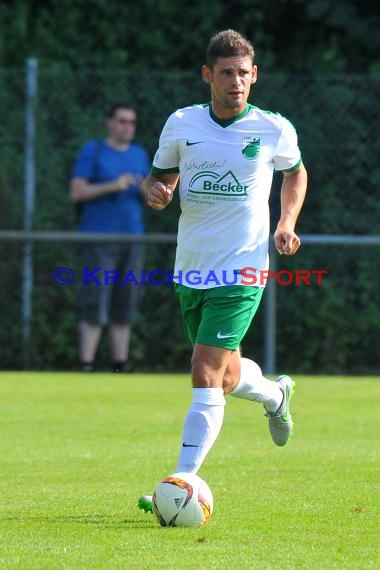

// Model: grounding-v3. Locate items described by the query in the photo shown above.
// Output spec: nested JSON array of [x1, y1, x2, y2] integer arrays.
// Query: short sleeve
[[71, 140, 99, 179], [140, 147, 151, 178], [273, 117, 302, 173], [152, 114, 180, 173]]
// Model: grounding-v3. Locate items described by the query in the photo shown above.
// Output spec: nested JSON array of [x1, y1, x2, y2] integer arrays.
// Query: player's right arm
[[143, 173, 179, 210]]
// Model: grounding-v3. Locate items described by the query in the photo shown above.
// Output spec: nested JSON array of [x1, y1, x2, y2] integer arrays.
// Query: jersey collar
[[208, 103, 252, 128]]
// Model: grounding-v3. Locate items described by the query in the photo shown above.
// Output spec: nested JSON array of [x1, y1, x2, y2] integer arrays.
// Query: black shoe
[[112, 361, 133, 373]]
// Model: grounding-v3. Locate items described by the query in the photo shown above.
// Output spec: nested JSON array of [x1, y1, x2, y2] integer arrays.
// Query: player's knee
[[191, 354, 223, 388]]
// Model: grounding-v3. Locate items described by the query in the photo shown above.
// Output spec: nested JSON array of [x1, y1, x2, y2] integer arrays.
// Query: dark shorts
[[77, 242, 144, 326], [175, 283, 264, 350]]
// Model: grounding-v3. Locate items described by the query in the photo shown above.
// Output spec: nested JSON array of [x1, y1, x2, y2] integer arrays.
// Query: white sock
[[229, 357, 282, 413], [176, 387, 226, 474]]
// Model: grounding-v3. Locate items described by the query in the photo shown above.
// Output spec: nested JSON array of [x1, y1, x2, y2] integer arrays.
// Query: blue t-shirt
[[72, 139, 150, 233]]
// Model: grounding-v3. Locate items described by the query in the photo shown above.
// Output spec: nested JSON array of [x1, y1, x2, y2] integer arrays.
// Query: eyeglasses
[[114, 118, 137, 125]]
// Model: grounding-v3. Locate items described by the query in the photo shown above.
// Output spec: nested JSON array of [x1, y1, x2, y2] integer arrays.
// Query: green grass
[[0, 373, 378, 569]]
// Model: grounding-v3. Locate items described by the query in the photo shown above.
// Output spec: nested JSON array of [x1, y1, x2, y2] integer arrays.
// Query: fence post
[[22, 58, 38, 368], [263, 247, 277, 375]]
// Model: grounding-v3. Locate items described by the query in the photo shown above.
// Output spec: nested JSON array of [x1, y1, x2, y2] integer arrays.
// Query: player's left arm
[[275, 163, 308, 255]]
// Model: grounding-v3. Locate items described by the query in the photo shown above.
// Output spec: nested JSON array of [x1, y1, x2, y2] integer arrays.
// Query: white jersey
[[152, 103, 302, 289]]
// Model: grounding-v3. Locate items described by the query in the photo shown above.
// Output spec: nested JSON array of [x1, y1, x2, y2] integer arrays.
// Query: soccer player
[[138, 29, 307, 513]]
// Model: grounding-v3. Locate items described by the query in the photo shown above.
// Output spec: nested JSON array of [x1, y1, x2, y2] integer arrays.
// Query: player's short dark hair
[[106, 103, 136, 118], [206, 29, 255, 68]]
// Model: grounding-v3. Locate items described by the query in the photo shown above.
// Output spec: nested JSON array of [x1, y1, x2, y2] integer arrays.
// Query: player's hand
[[274, 227, 301, 255], [115, 173, 136, 191], [146, 181, 174, 210]]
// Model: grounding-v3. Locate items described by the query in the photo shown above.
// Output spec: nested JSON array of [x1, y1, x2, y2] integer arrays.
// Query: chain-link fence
[[0, 65, 379, 373]]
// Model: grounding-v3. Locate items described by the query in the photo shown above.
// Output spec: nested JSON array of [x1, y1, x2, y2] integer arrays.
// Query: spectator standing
[[70, 103, 150, 372]]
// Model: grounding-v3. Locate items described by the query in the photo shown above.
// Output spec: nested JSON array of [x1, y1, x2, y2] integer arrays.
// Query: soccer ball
[[152, 472, 213, 528]]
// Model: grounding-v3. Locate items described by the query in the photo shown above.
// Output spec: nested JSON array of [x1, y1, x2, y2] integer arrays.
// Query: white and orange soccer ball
[[152, 472, 213, 528]]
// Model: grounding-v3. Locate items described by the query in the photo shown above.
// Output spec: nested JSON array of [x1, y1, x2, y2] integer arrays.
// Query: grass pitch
[[0, 372, 378, 569]]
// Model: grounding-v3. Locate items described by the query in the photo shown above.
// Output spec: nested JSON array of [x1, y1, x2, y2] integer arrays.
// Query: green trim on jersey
[[281, 158, 303, 173], [250, 104, 299, 132], [249, 105, 302, 173], [250, 105, 277, 116], [209, 104, 251, 128], [151, 165, 179, 175]]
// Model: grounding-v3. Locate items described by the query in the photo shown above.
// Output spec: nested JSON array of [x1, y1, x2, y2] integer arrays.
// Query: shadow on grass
[[1, 514, 156, 529]]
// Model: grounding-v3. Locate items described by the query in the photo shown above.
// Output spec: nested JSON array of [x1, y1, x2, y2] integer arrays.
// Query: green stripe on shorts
[[175, 284, 264, 349]]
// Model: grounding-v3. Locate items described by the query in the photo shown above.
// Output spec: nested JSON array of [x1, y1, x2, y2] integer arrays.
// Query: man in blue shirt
[[70, 103, 150, 372]]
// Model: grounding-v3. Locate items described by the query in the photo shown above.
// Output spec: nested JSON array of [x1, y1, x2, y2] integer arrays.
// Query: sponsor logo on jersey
[[186, 140, 205, 146], [242, 136, 260, 160], [188, 170, 248, 197]]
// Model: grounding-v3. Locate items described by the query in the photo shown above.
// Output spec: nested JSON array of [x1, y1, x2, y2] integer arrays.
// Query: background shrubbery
[[0, 1, 379, 373]]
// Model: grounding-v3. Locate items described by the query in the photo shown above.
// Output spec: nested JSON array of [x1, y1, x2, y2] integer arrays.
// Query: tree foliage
[[0, 0, 379, 72], [0, 2, 379, 373]]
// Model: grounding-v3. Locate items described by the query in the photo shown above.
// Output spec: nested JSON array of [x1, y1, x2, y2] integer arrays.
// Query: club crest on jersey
[[242, 136, 260, 160]]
